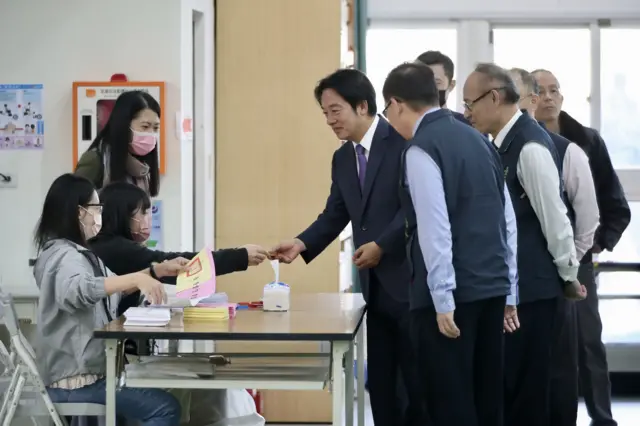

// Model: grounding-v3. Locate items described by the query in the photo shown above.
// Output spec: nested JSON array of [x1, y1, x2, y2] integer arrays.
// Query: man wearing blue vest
[[510, 67, 600, 426], [463, 63, 587, 426], [383, 61, 519, 426]]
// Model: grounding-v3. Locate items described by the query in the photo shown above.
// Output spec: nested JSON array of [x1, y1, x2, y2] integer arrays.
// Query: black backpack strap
[[78, 250, 113, 322]]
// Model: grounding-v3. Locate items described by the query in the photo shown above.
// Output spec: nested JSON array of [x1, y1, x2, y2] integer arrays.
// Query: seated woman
[[89, 182, 269, 316], [32, 173, 187, 426], [90, 182, 267, 425]]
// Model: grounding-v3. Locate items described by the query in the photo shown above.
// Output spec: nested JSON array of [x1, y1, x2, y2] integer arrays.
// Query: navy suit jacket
[[297, 117, 410, 303]]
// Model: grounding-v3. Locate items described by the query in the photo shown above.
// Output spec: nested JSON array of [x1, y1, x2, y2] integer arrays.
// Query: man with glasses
[[511, 67, 600, 426], [533, 69, 630, 426], [385, 61, 517, 426], [463, 63, 586, 426]]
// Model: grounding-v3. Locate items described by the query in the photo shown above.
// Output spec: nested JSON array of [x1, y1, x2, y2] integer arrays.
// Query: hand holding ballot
[[239, 244, 269, 266], [153, 257, 191, 277], [269, 238, 307, 264]]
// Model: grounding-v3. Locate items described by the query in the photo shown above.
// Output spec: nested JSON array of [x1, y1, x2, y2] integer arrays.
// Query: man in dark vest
[[510, 67, 600, 426], [383, 61, 518, 426], [463, 63, 587, 426], [533, 68, 630, 426]]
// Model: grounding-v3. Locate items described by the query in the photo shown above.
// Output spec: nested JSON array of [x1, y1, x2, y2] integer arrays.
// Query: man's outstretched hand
[[269, 238, 306, 264]]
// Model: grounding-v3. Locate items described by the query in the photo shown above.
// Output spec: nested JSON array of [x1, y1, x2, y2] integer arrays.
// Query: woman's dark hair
[[34, 174, 96, 251], [88, 90, 161, 197], [98, 182, 151, 241]]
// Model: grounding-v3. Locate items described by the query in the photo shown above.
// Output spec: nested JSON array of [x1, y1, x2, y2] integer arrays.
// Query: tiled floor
[[273, 395, 640, 426]]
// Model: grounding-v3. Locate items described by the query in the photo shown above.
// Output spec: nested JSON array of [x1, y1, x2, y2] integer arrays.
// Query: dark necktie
[[355, 144, 367, 189]]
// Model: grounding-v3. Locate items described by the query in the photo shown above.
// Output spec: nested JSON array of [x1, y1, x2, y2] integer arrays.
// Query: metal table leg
[[331, 341, 348, 426], [356, 323, 365, 426], [344, 340, 355, 426], [105, 339, 117, 426]]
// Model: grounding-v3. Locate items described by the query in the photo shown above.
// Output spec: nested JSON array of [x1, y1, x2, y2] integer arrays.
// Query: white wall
[[368, 0, 640, 20], [0, 0, 214, 295]]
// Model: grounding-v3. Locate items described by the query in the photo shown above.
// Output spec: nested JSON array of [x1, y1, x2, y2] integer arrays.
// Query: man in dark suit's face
[[319, 88, 373, 143]]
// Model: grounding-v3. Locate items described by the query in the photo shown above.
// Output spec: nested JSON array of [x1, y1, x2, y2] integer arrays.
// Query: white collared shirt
[[352, 115, 380, 174], [495, 110, 579, 282]]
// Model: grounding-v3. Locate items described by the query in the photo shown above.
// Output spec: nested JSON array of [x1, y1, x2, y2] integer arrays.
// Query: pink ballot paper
[[175, 247, 216, 306]]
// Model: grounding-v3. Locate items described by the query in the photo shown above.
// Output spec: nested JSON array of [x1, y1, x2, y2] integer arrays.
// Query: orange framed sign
[[72, 81, 166, 174]]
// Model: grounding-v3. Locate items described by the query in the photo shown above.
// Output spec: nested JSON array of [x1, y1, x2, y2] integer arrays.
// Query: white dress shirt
[[352, 115, 379, 173], [562, 143, 600, 260], [494, 110, 579, 282]]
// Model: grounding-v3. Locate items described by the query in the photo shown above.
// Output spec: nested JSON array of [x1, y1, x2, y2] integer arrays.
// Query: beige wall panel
[[215, 0, 342, 422]]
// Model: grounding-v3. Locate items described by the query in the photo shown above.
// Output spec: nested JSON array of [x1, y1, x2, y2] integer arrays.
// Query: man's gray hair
[[531, 68, 560, 89], [509, 68, 540, 95], [474, 63, 520, 104]]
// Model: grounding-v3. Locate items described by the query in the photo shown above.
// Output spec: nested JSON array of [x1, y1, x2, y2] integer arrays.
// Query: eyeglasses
[[463, 87, 507, 111], [85, 203, 104, 213], [382, 101, 392, 117]]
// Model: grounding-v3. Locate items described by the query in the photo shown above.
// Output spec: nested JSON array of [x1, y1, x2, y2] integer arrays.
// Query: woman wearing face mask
[[32, 173, 186, 425], [89, 182, 270, 316], [75, 90, 161, 197]]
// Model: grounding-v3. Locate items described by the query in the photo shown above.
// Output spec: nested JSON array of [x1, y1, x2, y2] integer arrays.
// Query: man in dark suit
[[270, 69, 421, 426], [415, 50, 469, 125], [384, 61, 518, 426]]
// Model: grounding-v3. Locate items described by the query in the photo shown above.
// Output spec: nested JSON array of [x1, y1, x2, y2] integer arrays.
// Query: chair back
[[0, 304, 16, 374], [0, 294, 39, 377]]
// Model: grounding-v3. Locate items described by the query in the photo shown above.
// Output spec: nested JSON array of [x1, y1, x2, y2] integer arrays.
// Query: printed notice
[[176, 248, 216, 306], [0, 84, 44, 150]]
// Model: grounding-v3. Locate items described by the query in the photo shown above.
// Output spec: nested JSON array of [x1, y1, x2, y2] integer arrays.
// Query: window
[[366, 27, 458, 113], [600, 28, 640, 169], [492, 28, 591, 126], [597, 202, 640, 293]]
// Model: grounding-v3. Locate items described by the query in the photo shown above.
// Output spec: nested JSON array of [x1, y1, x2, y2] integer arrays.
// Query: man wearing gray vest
[[510, 67, 600, 426], [383, 61, 519, 426], [463, 63, 587, 426]]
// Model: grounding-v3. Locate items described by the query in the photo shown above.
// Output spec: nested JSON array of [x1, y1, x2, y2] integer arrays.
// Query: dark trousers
[[549, 296, 579, 426], [367, 279, 424, 426], [504, 297, 558, 426], [576, 262, 617, 426], [411, 296, 506, 426]]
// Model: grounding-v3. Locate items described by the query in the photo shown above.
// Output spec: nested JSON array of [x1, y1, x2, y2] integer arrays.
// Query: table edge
[[94, 305, 366, 342]]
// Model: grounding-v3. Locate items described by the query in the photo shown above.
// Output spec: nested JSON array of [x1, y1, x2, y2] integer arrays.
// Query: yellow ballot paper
[[176, 248, 216, 306]]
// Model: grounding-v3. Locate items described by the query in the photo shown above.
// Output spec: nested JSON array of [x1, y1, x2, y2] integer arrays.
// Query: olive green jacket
[[74, 150, 104, 189]]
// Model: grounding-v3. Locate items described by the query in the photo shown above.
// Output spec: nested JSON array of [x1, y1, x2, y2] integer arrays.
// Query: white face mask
[[80, 206, 102, 240]]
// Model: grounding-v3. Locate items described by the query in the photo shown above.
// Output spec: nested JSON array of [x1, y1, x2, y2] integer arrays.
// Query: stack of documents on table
[[183, 303, 237, 321], [123, 307, 171, 327]]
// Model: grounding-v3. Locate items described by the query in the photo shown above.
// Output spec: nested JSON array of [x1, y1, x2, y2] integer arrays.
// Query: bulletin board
[[72, 81, 166, 174]]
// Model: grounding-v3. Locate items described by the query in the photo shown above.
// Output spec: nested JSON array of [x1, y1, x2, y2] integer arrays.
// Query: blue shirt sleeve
[[503, 183, 519, 306], [405, 146, 456, 313]]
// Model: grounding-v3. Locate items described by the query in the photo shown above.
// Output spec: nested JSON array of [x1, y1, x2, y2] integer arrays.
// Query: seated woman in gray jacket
[[32, 173, 187, 426]]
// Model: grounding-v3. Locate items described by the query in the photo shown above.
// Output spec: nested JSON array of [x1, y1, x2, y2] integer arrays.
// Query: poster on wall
[[146, 200, 163, 251], [0, 84, 44, 150]]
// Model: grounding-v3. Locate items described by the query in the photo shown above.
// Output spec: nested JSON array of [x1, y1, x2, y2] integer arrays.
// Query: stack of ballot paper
[[183, 303, 237, 321], [123, 307, 171, 327]]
